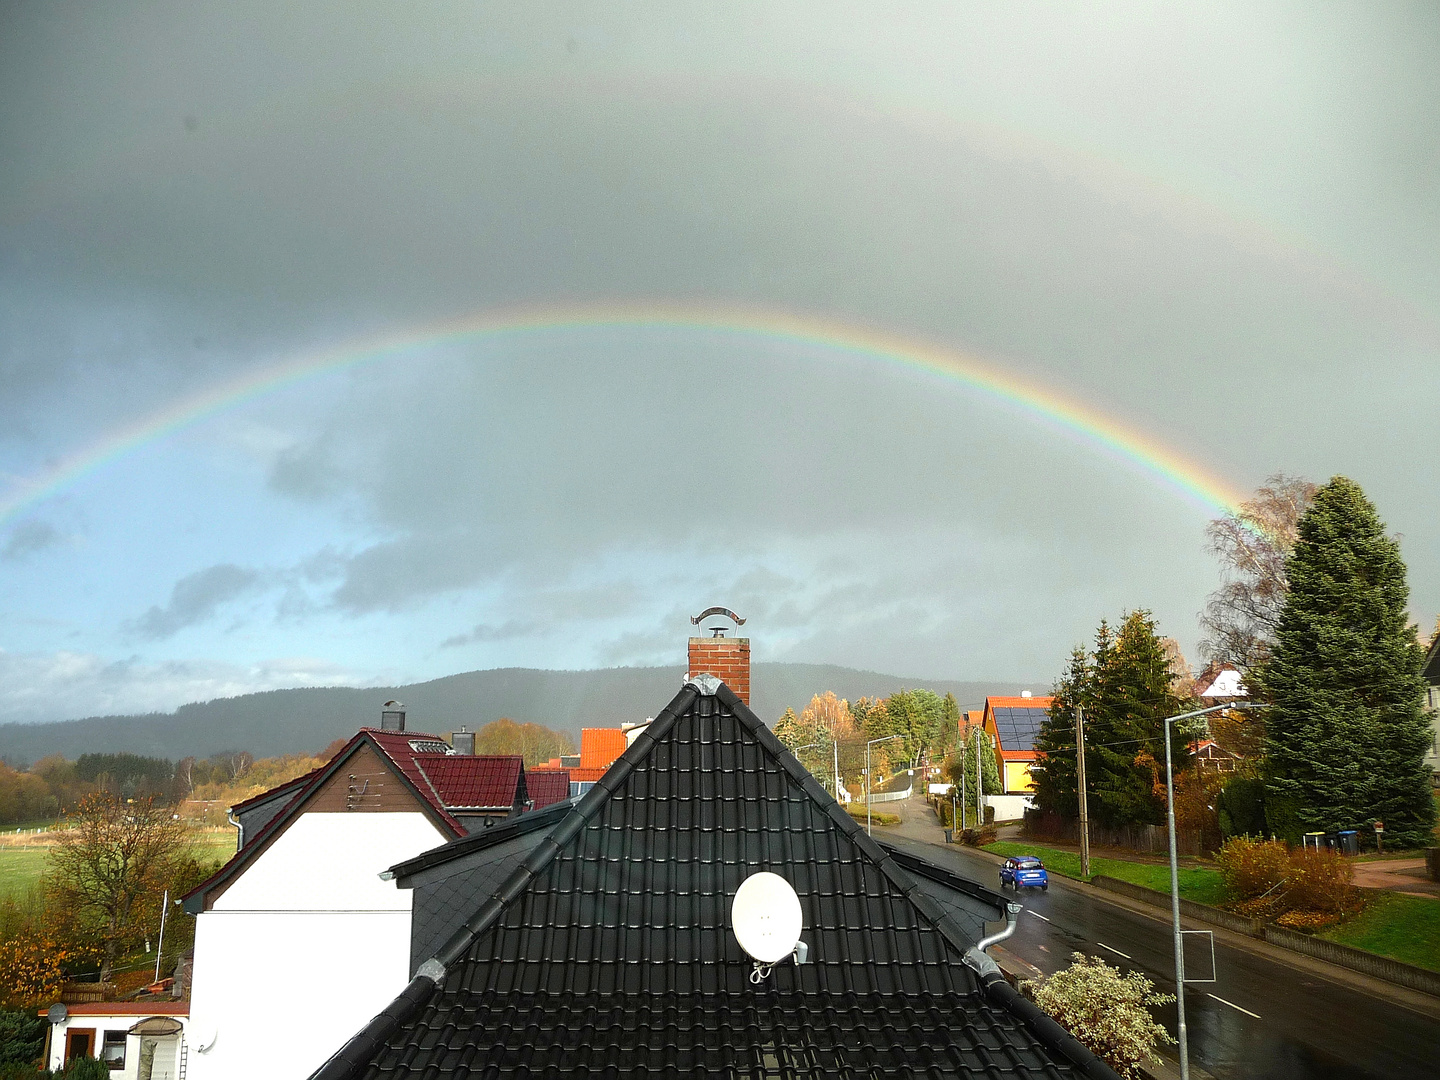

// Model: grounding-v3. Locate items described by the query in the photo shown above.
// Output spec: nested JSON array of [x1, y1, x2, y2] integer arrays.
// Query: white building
[[181, 705, 545, 1080], [45, 1002, 188, 1080]]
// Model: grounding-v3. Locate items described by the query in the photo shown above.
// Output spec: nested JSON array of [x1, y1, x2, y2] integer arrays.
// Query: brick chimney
[[687, 634, 750, 705]]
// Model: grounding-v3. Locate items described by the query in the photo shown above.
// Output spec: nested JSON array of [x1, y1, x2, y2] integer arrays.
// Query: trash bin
[[1337, 830, 1359, 855], [944, 829, 954, 844]]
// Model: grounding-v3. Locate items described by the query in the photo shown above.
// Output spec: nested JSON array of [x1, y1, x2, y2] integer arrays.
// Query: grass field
[[984, 840, 1228, 906], [0, 831, 237, 905], [1321, 892, 1440, 973]]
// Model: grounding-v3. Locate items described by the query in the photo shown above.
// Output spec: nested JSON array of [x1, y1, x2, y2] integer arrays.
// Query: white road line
[[1027, 910, 1051, 922], [1096, 942, 1131, 959], [1207, 993, 1261, 1019]]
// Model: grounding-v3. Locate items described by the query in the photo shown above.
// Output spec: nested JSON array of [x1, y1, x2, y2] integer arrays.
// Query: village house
[[43, 1002, 188, 1080], [303, 630, 1122, 1080], [1423, 632, 1440, 779], [180, 704, 571, 1080], [979, 694, 1050, 820]]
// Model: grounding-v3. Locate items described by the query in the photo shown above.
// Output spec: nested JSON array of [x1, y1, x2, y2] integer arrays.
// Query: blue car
[[999, 856, 1049, 891]]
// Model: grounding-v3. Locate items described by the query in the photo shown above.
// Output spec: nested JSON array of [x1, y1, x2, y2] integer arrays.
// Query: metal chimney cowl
[[451, 728, 476, 755], [380, 700, 407, 732]]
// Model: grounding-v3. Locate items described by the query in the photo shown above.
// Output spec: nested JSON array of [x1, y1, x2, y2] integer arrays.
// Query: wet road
[[885, 831, 1440, 1079]]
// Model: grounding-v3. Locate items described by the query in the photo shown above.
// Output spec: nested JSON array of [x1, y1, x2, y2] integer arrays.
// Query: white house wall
[[188, 812, 445, 1080]]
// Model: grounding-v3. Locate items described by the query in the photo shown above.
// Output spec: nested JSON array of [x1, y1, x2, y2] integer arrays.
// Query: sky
[[1, 2, 1437, 725]]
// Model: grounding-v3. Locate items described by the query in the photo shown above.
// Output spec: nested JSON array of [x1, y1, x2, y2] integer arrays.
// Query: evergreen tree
[[1032, 613, 1191, 828], [1257, 477, 1436, 846]]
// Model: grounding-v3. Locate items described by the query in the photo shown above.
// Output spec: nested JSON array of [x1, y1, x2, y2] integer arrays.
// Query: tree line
[[1031, 475, 1436, 850]]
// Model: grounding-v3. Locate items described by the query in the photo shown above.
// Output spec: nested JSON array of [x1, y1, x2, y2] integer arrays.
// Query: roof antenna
[[691, 606, 746, 638]]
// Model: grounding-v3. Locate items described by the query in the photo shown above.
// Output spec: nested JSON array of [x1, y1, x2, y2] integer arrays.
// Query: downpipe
[[963, 900, 1023, 979], [227, 809, 244, 849]]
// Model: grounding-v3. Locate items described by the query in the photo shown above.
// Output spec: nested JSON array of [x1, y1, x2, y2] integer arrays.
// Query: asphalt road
[[882, 809, 1440, 1079]]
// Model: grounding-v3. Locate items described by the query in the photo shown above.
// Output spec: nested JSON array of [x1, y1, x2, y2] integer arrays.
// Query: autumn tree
[[473, 718, 576, 767], [48, 794, 193, 983], [1256, 477, 1436, 846], [0, 761, 58, 825], [1199, 473, 1316, 672]]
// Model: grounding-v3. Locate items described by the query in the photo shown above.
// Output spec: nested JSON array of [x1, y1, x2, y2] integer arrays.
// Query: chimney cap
[[690, 607, 745, 637]]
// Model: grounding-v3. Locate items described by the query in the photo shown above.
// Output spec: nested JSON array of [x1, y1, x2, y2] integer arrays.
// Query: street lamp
[[866, 734, 904, 836], [1161, 700, 1258, 1080]]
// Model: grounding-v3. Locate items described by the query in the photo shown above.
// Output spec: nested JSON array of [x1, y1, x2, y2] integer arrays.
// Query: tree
[[0, 1007, 46, 1065], [1032, 613, 1192, 828], [944, 726, 1000, 803], [1199, 474, 1316, 672], [47, 794, 192, 983], [1255, 476, 1436, 846], [472, 719, 575, 766]]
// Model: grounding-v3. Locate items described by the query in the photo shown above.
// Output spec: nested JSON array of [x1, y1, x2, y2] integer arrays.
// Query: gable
[[309, 683, 1109, 1080]]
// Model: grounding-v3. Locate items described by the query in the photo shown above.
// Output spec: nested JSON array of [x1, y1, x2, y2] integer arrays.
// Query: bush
[[1023, 952, 1174, 1079], [61, 1060, 108, 1080], [0, 1010, 44, 1066], [1216, 776, 1267, 838], [1274, 909, 1342, 932], [960, 825, 997, 847], [1284, 848, 1354, 914], [1214, 836, 1290, 900]]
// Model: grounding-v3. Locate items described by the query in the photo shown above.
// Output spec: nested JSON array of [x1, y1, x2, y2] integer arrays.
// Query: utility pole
[[976, 727, 984, 827], [1076, 704, 1090, 878], [154, 889, 169, 983], [959, 761, 966, 830]]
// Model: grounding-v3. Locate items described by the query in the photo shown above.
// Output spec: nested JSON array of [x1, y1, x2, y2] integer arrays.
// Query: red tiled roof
[[580, 728, 627, 770], [46, 1002, 189, 1017], [362, 729, 468, 833], [985, 695, 1055, 709], [415, 754, 524, 811], [526, 769, 571, 809]]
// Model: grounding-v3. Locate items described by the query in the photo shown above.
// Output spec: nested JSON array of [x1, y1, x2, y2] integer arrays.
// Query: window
[[101, 1031, 127, 1070]]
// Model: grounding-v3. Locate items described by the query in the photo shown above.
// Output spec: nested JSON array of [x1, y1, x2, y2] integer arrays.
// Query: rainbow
[[0, 303, 1249, 526]]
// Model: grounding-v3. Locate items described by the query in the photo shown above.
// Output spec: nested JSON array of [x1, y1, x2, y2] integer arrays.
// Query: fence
[[1022, 809, 1206, 856], [865, 783, 913, 805]]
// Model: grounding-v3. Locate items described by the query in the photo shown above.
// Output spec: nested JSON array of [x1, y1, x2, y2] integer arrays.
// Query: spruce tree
[[1258, 476, 1435, 846]]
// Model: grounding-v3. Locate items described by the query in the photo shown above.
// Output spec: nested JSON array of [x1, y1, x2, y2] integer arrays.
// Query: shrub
[[0, 1010, 45, 1067], [1284, 849, 1354, 914], [1024, 952, 1174, 1079], [62, 1060, 109, 1080], [1274, 909, 1342, 932], [960, 825, 997, 847], [1214, 836, 1289, 900]]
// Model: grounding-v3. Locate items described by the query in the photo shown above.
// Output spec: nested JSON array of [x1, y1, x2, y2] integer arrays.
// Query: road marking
[[1027, 910, 1050, 922], [1096, 942, 1131, 959], [1207, 993, 1261, 1019]]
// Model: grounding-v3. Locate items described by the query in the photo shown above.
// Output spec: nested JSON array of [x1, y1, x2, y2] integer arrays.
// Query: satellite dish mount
[[691, 607, 746, 638]]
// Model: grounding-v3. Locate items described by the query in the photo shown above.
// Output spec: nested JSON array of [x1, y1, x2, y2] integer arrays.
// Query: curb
[[1088, 874, 1440, 1000]]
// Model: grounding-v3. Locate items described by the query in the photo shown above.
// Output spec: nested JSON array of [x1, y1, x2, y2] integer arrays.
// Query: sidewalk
[[1351, 856, 1440, 899]]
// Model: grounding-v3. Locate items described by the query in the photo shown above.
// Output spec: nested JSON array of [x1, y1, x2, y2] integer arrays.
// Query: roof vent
[[1020, 690, 1032, 699], [381, 701, 407, 731], [451, 728, 476, 755]]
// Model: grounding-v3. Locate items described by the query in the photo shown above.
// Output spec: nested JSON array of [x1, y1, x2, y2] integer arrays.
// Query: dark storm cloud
[[2, 520, 61, 560], [129, 564, 263, 639]]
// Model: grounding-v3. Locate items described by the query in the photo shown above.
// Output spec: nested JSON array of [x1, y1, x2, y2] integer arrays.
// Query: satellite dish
[[47, 1003, 67, 1024], [193, 1026, 219, 1053], [731, 871, 803, 965]]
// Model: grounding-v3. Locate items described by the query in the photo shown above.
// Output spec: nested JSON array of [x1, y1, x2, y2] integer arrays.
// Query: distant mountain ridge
[[0, 665, 1042, 764]]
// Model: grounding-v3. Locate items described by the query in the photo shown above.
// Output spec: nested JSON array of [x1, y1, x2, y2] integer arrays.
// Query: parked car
[[999, 855, 1048, 891]]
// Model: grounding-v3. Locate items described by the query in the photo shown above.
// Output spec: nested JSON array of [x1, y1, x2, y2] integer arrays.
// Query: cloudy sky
[[2, 2, 1437, 725]]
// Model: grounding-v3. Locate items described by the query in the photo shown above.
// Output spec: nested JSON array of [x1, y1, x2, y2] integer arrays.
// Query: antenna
[[731, 871, 803, 980]]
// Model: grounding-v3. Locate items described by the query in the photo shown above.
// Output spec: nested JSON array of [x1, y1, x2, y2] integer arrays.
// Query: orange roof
[[985, 695, 1054, 709], [568, 765, 608, 783], [580, 728, 627, 770]]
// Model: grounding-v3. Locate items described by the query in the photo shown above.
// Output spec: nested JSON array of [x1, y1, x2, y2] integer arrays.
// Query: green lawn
[[1321, 892, 1440, 973], [984, 840, 1228, 906], [0, 846, 51, 903], [0, 832, 235, 905]]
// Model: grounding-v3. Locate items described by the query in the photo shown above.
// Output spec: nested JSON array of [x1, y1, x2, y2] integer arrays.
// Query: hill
[[0, 665, 1040, 763]]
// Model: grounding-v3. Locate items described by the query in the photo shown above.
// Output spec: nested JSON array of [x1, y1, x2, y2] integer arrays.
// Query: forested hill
[[0, 665, 1037, 763]]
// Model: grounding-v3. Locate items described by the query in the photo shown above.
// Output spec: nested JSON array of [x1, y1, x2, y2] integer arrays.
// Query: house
[[306, 662, 1122, 1080], [981, 694, 1052, 797], [1194, 662, 1246, 699], [181, 703, 565, 1080], [1424, 632, 1440, 779], [535, 725, 631, 797], [43, 1002, 188, 1079], [1189, 739, 1242, 773]]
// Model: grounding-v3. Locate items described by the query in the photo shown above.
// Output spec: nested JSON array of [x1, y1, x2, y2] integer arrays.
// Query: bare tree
[[1199, 474, 1316, 671], [48, 793, 192, 983]]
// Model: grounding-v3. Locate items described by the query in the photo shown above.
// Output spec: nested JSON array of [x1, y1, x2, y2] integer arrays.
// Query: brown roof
[[46, 1002, 188, 1017]]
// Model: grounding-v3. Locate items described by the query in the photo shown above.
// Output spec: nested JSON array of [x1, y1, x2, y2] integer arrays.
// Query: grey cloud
[[440, 621, 546, 649], [129, 564, 263, 639], [3, 520, 61, 560]]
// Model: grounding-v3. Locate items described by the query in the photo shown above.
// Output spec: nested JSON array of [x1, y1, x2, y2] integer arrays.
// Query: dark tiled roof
[[311, 682, 1119, 1080], [523, 768, 571, 808], [414, 753, 524, 812]]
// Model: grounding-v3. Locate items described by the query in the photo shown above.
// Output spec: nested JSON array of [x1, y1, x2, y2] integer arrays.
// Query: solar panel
[[991, 706, 1047, 752]]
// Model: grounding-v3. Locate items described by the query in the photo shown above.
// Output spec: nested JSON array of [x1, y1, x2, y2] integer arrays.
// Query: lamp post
[[1161, 701, 1257, 1080], [866, 734, 904, 836]]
